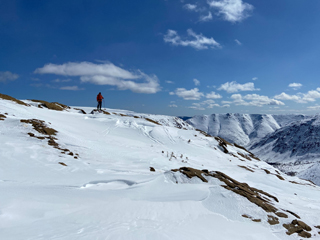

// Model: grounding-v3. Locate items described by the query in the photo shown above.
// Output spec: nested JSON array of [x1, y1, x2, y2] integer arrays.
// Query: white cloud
[[307, 105, 320, 110], [171, 88, 204, 100], [206, 91, 222, 99], [199, 11, 213, 22], [189, 103, 206, 110], [35, 62, 161, 94], [193, 78, 200, 86], [288, 82, 302, 90], [169, 104, 178, 108], [235, 39, 242, 45], [166, 80, 174, 84], [218, 81, 259, 93], [275, 89, 320, 103], [164, 29, 221, 50], [0, 71, 19, 83], [60, 86, 84, 91], [53, 78, 72, 83], [231, 94, 284, 107], [184, 3, 198, 11], [252, 77, 258, 81], [208, 0, 254, 22], [274, 92, 301, 102]]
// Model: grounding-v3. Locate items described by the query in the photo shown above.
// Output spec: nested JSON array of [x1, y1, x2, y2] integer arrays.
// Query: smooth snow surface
[[1, 98, 320, 240]]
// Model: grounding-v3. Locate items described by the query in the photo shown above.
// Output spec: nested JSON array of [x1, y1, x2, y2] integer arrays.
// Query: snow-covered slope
[[250, 116, 320, 185], [1, 94, 320, 240], [186, 113, 310, 146]]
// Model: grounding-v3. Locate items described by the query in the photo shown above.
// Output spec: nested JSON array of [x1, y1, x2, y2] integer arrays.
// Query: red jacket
[[97, 93, 104, 102]]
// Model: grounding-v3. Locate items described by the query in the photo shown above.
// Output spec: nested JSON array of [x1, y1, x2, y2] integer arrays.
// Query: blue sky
[[1, 0, 320, 116]]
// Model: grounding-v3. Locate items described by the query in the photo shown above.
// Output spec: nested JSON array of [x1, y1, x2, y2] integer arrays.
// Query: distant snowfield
[[1, 97, 320, 239]]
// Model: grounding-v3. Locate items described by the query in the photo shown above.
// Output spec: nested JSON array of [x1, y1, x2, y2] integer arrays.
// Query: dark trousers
[[97, 101, 102, 110]]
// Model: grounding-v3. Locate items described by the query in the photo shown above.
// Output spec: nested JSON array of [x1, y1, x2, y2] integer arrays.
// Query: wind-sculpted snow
[[1, 94, 320, 239], [186, 113, 310, 146]]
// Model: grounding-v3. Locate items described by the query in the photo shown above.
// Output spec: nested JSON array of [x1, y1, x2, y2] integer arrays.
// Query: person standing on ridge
[[97, 92, 104, 110]]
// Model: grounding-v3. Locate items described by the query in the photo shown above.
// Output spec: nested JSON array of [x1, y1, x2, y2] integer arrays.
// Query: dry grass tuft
[[0, 93, 29, 106], [30, 99, 70, 111]]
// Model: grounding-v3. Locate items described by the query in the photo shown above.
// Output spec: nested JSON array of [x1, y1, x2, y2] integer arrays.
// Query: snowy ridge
[[186, 113, 310, 146], [1, 94, 320, 239], [250, 116, 320, 185]]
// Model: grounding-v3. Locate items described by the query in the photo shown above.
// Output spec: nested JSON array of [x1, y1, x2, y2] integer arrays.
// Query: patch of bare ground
[[196, 129, 212, 137], [0, 93, 29, 106], [172, 167, 315, 237], [150, 167, 155, 172], [74, 108, 86, 114], [238, 165, 255, 172], [242, 214, 261, 222], [0, 114, 6, 121], [21, 119, 57, 135], [145, 118, 161, 125], [283, 220, 312, 238], [90, 109, 111, 115], [267, 215, 279, 225], [30, 100, 70, 111], [234, 143, 261, 161], [21, 119, 79, 160], [59, 162, 67, 166], [237, 152, 252, 161], [214, 136, 231, 153]]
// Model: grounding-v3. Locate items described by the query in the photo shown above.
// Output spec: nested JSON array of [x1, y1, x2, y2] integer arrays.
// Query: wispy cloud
[[288, 82, 302, 90], [169, 104, 178, 108], [184, 3, 198, 11], [0, 71, 19, 83], [166, 80, 174, 84], [252, 77, 258, 81], [35, 62, 161, 94], [193, 78, 200, 86], [164, 29, 221, 50], [218, 81, 259, 93], [52, 78, 72, 83], [170, 88, 204, 100], [199, 11, 213, 22], [60, 86, 84, 91], [235, 39, 242, 45], [208, 0, 254, 22]]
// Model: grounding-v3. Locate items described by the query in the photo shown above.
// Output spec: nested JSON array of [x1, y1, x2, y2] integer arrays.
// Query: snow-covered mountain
[[1, 93, 320, 240], [250, 116, 320, 186], [186, 113, 310, 146]]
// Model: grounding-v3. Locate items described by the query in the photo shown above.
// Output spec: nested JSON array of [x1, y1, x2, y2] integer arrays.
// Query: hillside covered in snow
[[1, 93, 320, 240], [250, 116, 320, 186], [186, 113, 310, 147]]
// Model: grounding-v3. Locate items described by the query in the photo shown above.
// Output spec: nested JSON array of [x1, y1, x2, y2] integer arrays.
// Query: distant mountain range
[[186, 113, 320, 185], [185, 113, 309, 146]]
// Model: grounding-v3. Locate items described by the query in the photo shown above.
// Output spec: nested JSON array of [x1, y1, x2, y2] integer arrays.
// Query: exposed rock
[[150, 167, 155, 172], [283, 219, 312, 238], [21, 119, 57, 136], [58, 162, 67, 166], [263, 169, 271, 174], [0, 114, 6, 121], [172, 167, 279, 213], [238, 165, 254, 172], [286, 210, 301, 219], [242, 214, 261, 222], [237, 152, 252, 161], [267, 215, 279, 225], [275, 212, 288, 218], [196, 129, 212, 137], [74, 108, 86, 114], [145, 118, 161, 125], [275, 174, 285, 180], [30, 99, 69, 111], [215, 136, 230, 153], [0, 93, 29, 106]]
